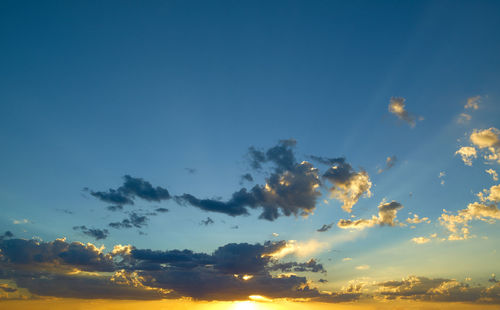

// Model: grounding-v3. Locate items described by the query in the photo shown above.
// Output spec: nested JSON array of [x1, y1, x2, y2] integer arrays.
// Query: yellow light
[[231, 301, 257, 310]]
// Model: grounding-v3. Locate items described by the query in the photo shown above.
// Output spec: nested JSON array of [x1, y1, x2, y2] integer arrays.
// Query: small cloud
[[388, 97, 418, 127], [355, 265, 370, 270], [13, 219, 29, 225], [470, 128, 500, 164], [378, 156, 398, 174], [230, 225, 239, 229], [486, 169, 499, 181], [200, 217, 214, 226], [406, 214, 430, 224], [464, 95, 481, 110], [240, 173, 254, 182], [73, 226, 109, 240], [316, 223, 334, 232], [411, 236, 431, 244], [438, 171, 446, 186], [455, 146, 477, 166], [155, 208, 169, 213], [457, 113, 472, 124], [342, 257, 352, 262], [185, 168, 197, 174], [272, 233, 279, 237]]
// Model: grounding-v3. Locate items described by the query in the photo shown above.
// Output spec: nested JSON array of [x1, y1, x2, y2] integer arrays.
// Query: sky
[[1, 0, 500, 309]]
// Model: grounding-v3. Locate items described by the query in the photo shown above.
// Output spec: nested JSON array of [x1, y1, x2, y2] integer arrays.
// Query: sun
[[231, 301, 258, 310]]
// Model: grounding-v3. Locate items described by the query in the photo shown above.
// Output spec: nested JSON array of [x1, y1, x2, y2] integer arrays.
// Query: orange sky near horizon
[[1, 299, 499, 310]]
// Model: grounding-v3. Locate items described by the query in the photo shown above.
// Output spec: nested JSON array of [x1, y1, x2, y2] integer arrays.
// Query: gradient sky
[[1, 1, 500, 309]]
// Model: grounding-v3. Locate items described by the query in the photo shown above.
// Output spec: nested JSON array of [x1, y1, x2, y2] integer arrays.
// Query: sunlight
[[231, 301, 258, 310]]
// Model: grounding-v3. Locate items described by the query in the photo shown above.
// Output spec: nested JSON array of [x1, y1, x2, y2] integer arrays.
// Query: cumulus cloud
[[440, 185, 500, 240], [178, 140, 322, 221], [0, 237, 353, 303], [73, 226, 109, 240], [455, 146, 477, 166], [470, 128, 500, 164], [337, 200, 404, 231], [374, 275, 500, 302], [318, 157, 372, 213], [89, 175, 171, 208], [388, 97, 418, 127]]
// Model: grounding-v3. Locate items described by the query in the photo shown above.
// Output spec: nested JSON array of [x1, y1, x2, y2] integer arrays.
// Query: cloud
[[465, 96, 481, 110], [155, 207, 169, 213], [317, 157, 372, 213], [178, 140, 322, 221], [470, 128, 500, 164], [89, 175, 171, 207], [411, 237, 430, 244], [185, 168, 197, 174], [0, 238, 114, 272], [342, 257, 352, 262], [12, 219, 29, 225], [109, 212, 148, 229], [406, 214, 430, 224], [0, 237, 352, 302], [388, 97, 418, 127], [458, 113, 472, 124], [337, 200, 404, 231], [200, 217, 214, 226], [440, 186, 500, 240], [375, 275, 491, 302], [241, 173, 254, 182], [0, 283, 17, 293], [355, 265, 370, 270], [455, 146, 477, 166], [316, 223, 334, 232], [486, 169, 499, 181], [73, 226, 109, 240], [378, 156, 397, 174], [268, 258, 326, 273]]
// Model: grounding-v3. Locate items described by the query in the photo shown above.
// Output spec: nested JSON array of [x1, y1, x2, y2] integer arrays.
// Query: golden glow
[[231, 301, 258, 310], [242, 275, 253, 281], [248, 295, 272, 302]]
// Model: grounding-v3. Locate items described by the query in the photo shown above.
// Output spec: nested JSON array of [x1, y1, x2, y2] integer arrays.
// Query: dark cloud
[[155, 207, 169, 213], [200, 217, 214, 226], [185, 168, 197, 174], [321, 159, 372, 213], [0, 283, 17, 293], [375, 275, 490, 302], [317, 223, 334, 232], [0, 231, 14, 241], [318, 279, 328, 283], [0, 237, 349, 302], [178, 140, 321, 221], [109, 212, 148, 229], [0, 238, 114, 272], [73, 226, 109, 240], [89, 175, 170, 207], [268, 259, 326, 273], [241, 173, 254, 182], [230, 225, 239, 229]]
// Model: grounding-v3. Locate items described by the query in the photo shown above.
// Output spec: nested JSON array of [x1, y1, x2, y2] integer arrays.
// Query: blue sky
[[1, 0, 500, 306]]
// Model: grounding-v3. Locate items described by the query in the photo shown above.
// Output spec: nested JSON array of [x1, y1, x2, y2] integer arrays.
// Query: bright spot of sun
[[231, 301, 258, 310]]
